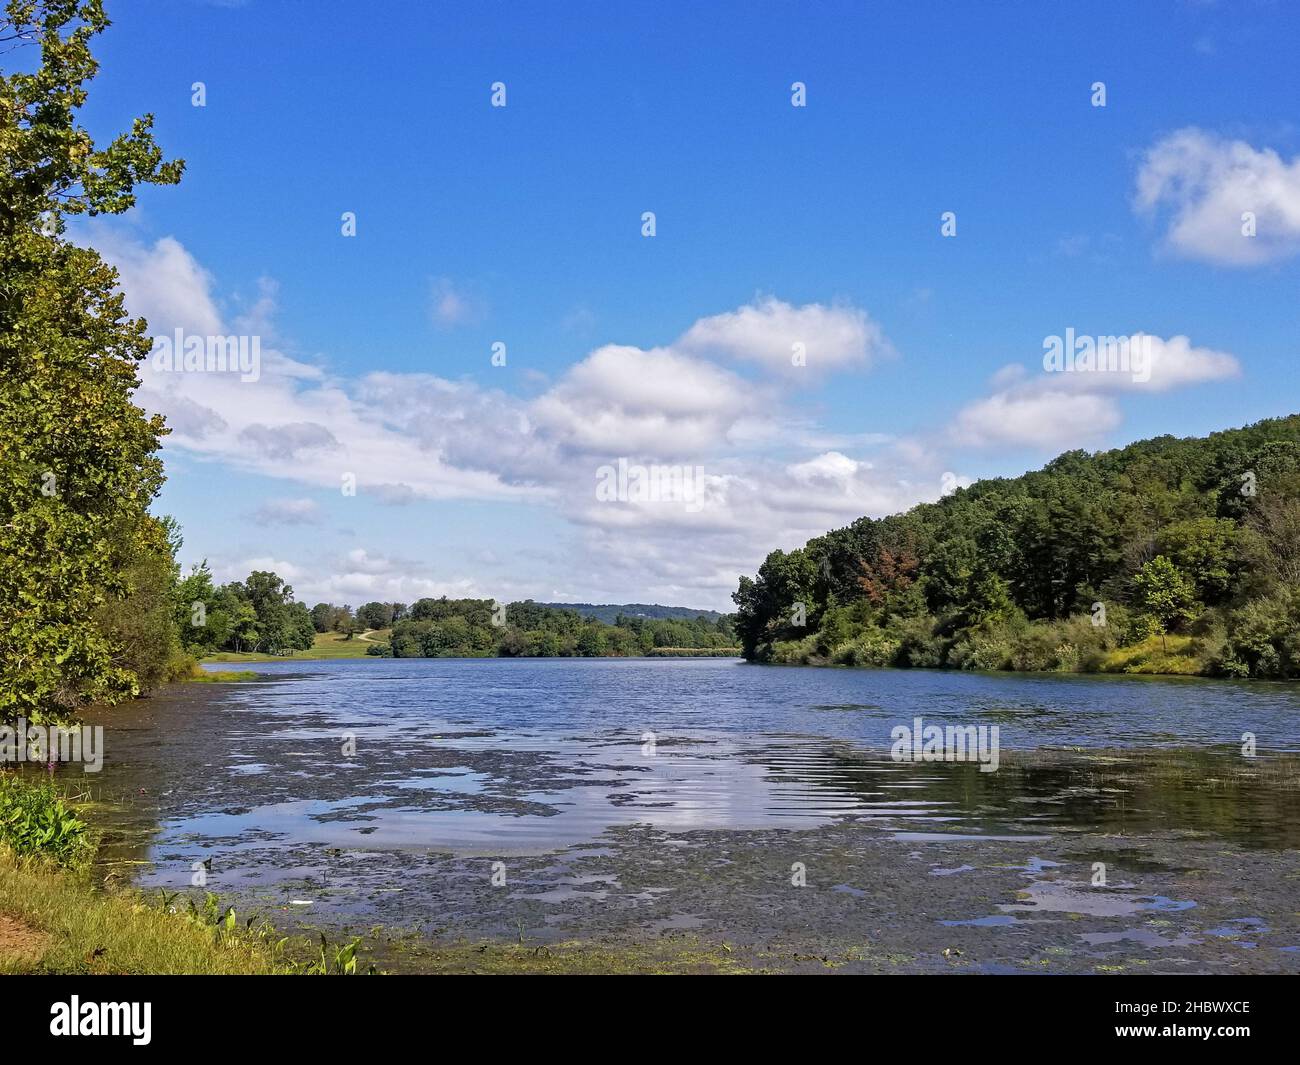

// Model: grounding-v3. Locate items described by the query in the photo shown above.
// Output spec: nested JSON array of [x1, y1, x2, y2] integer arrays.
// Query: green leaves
[[0, 774, 92, 866], [1, 1, 183, 724]]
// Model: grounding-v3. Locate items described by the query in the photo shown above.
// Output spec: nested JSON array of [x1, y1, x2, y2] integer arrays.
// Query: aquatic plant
[[0, 774, 92, 867]]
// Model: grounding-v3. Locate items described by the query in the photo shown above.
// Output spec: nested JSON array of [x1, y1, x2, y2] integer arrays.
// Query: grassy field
[[1097, 634, 1204, 675], [201, 629, 390, 663], [0, 847, 285, 974]]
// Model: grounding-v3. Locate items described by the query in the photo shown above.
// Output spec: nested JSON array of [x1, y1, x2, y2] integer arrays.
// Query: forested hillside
[[538, 602, 723, 624], [733, 415, 1300, 678], [372, 599, 735, 658]]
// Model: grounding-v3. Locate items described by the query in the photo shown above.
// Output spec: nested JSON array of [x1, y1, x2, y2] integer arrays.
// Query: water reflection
[[55, 658, 1300, 901]]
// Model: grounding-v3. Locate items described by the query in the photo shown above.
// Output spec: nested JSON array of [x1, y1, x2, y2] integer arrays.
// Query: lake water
[[81, 658, 1300, 973]]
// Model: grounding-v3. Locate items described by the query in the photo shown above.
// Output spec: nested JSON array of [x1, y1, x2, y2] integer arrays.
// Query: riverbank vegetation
[[0, 0, 185, 726], [198, 595, 738, 661], [734, 415, 1300, 679], [363, 598, 736, 658]]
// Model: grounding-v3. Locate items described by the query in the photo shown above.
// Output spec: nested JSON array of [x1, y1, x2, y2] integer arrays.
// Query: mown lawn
[[201, 629, 390, 663]]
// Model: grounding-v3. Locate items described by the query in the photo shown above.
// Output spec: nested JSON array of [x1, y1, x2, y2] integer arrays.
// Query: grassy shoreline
[[751, 632, 1241, 679], [0, 846, 284, 974], [200, 629, 388, 663], [200, 630, 742, 666], [0, 775, 744, 975], [0, 846, 750, 975]]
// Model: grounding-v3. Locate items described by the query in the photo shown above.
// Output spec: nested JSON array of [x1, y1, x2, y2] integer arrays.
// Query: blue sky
[[67, 0, 1300, 610]]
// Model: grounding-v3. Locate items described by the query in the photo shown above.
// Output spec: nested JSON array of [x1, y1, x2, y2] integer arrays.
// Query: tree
[[1132, 556, 1198, 652], [172, 563, 214, 652], [1155, 517, 1240, 604], [284, 601, 316, 652], [356, 601, 394, 629], [576, 623, 608, 657], [310, 602, 336, 633], [337, 613, 364, 640], [0, 0, 184, 723]]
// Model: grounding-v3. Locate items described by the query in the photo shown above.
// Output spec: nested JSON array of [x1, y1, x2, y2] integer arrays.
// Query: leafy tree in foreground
[[1133, 555, 1199, 652], [0, 0, 183, 723]]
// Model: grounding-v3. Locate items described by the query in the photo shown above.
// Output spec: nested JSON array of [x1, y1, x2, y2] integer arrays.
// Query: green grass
[[1098, 634, 1204, 675], [186, 669, 257, 682], [201, 629, 390, 663], [0, 848, 286, 974]]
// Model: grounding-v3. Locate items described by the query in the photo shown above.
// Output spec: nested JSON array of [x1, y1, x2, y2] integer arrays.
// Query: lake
[[82, 658, 1300, 973]]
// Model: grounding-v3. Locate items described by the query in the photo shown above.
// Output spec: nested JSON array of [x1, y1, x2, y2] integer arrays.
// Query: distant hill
[[540, 602, 724, 624], [733, 413, 1300, 678]]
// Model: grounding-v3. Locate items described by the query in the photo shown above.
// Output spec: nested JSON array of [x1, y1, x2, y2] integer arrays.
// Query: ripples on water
[[79, 658, 1300, 868]]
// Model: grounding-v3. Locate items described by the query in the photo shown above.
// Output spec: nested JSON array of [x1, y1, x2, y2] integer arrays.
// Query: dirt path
[[0, 912, 48, 968]]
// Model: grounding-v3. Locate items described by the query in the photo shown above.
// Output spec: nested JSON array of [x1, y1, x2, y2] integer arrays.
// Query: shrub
[[947, 630, 1013, 671], [891, 616, 946, 668], [1224, 588, 1300, 678], [833, 628, 901, 668], [0, 774, 93, 867], [767, 635, 819, 664]]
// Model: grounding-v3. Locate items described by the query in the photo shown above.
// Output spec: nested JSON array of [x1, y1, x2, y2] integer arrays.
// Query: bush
[[891, 616, 946, 668], [1223, 588, 1300, 678], [948, 630, 1013, 671], [1006, 625, 1061, 671], [767, 635, 819, 664], [833, 628, 901, 667], [0, 775, 93, 868], [1098, 634, 1202, 675]]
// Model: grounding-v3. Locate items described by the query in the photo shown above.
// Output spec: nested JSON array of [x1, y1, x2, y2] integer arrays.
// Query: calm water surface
[[88, 658, 1300, 863]]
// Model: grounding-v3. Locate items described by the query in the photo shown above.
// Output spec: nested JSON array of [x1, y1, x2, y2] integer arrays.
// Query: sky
[[58, 0, 1300, 611]]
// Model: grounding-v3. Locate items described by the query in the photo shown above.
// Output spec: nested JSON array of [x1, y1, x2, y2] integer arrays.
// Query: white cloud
[[95, 230, 1243, 608], [953, 332, 1239, 450], [1074, 334, 1239, 393], [1136, 127, 1300, 265], [531, 344, 765, 458], [953, 389, 1121, 449], [677, 296, 889, 376]]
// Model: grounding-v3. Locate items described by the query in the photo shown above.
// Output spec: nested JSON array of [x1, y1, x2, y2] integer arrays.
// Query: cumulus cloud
[[954, 388, 1121, 449], [677, 296, 889, 375], [953, 332, 1240, 449], [532, 344, 764, 457], [94, 235, 528, 503], [1136, 128, 1300, 265], [95, 230, 1244, 607]]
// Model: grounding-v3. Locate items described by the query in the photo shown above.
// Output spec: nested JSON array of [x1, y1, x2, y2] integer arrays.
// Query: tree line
[[368, 598, 736, 658], [733, 415, 1300, 679]]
